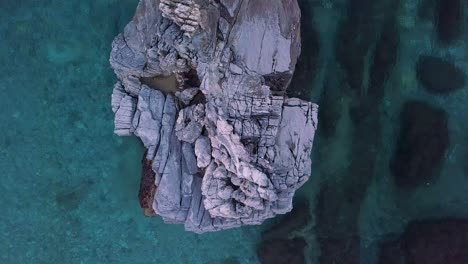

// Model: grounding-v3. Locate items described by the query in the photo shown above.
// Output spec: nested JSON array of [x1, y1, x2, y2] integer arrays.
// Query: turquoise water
[[0, 1, 261, 263], [2, 0, 468, 263]]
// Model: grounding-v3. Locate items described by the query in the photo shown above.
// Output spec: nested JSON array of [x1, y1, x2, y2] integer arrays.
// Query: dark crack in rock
[[109, 0, 318, 233], [390, 100, 449, 189], [139, 154, 157, 216], [416, 55, 466, 94]]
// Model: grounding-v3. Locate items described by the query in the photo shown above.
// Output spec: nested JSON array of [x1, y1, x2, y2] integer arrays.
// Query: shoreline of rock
[[110, 0, 318, 233]]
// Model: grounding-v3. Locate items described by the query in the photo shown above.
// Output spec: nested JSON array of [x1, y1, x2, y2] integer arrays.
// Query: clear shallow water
[[1, 0, 468, 263], [0, 1, 261, 263]]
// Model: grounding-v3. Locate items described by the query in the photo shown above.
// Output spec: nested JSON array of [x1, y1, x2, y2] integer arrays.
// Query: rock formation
[[110, 0, 318, 233]]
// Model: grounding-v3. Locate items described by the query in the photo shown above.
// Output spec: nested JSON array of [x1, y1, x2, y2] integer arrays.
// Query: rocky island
[[110, 0, 318, 233]]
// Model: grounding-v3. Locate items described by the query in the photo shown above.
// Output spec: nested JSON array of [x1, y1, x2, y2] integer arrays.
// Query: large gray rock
[[110, 0, 318, 233]]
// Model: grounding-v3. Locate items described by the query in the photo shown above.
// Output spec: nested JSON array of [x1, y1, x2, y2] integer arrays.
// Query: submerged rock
[[287, 0, 320, 100], [257, 199, 310, 264], [390, 100, 449, 189], [369, 19, 399, 99], [109, 0, 318, 233], [257, 238, 307, 264], [436, 0, 463, 44], [315, 182, 362, 264], [378, 219, 468, 264], [464, 152, 468, 178], [318, 72, 344, 139], [418, 0, 437, 20], [416, 55, 466, 94], [335, 0, 396, 92], [262, 199, 310, 241]]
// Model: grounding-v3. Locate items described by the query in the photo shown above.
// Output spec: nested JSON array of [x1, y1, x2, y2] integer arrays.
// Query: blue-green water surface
[[0, 1, 261, 263], [2, 0, 468, 263]]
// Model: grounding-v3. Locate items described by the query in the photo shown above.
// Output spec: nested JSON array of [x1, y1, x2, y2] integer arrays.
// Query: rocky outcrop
[[110, 0, 318, 233]]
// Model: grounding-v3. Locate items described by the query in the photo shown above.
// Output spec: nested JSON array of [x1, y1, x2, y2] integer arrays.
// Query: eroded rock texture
[[110, 0, 318, 233]]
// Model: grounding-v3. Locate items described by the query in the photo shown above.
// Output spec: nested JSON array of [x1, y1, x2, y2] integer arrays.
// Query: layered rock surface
[[110, 0, 318, 233]]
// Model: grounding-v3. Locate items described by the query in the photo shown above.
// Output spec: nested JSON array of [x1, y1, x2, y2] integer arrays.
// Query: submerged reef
[[109, 0, 318, 233], [378, 219, 468, 264], [391, 100, 449, 189], [257, 199, 310, 264], [436, 0, 463, 44], [416, 55, 466, 94]]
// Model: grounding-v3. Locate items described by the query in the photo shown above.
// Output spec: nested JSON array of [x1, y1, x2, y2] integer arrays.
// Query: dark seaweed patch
[[390, 100, 449, 189]]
